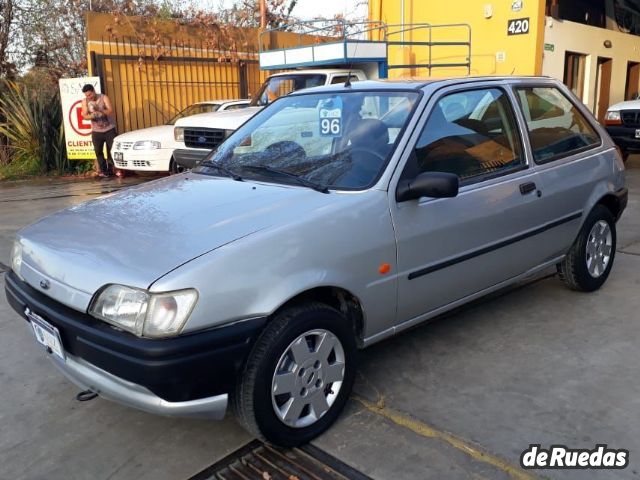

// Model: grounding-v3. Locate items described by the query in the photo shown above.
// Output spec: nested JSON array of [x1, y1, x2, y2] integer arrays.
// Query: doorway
[[594, 57, 612, 122], [625, 61, 640, 100], [564, 52, 587, 100]]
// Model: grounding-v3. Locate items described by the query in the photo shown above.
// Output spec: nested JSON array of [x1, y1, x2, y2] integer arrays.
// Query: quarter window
[[517, 87, 600, 163], [330, 75, 360, 85], [413, 88, 524, 182]]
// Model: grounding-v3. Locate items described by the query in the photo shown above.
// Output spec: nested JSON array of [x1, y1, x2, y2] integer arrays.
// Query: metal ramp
[[258, 20, 471, 78]]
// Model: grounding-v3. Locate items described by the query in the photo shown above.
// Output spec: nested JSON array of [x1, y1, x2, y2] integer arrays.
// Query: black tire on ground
[[557, 205, 617, 292], [234, 302, 357, 447], [169, 158, 183, 174]]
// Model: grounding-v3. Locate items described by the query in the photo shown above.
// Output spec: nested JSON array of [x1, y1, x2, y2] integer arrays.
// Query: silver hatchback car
[[6, 77, 628, 446]]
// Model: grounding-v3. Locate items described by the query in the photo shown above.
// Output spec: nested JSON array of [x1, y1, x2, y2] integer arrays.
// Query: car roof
[[290, 76, 559, 95], [268, 69, 360, 77]]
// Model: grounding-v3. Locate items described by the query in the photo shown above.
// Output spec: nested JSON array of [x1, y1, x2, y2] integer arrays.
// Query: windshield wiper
[[198, 160, 243, 181], [239, 165, 329, 193]]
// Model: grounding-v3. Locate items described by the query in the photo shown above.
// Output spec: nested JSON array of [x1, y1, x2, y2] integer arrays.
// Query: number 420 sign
[[508, 17, 530, 35]]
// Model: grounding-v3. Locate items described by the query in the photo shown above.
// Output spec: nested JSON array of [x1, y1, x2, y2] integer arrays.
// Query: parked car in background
[[172, 69, 367, 170], [111, 99, 250, 173], [6, 77, 627, 447], [604, 96, 640, 162]]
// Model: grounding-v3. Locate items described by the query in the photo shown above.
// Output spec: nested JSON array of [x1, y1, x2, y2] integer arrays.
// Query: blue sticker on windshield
[[319, 97, 343, 137]]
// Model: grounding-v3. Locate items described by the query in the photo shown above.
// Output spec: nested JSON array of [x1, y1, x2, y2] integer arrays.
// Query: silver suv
[[6, 77, 628, 446]]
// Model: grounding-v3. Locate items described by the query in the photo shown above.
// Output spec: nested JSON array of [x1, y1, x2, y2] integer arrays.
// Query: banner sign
[[59, 77, 101, 160]]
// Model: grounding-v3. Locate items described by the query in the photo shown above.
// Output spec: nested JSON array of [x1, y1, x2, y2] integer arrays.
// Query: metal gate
[[90, 36, 266, 133]]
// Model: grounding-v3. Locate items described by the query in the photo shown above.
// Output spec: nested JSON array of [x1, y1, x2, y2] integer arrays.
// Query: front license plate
[[635, 129, 640, 139], [26, 308, 65, 360], [114, 152, 123, 161]]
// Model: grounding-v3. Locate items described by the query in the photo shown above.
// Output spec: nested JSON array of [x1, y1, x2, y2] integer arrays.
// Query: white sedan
[[111, 100, 250, 173]]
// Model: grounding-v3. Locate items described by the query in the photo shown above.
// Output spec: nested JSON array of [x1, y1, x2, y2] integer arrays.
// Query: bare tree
[[0, 0, 16, 78]]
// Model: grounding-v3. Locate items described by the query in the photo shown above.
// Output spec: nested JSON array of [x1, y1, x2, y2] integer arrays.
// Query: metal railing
[[258, 20, 472, 76]]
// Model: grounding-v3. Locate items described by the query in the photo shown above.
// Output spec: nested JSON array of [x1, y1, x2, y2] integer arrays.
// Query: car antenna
[[343, 19, 359, 88]]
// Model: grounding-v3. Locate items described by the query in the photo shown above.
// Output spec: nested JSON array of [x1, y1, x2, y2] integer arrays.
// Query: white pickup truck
[[172, 69, 367, 170]]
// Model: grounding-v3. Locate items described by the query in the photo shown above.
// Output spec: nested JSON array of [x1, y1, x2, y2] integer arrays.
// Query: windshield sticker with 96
[[319, 97, 343, 137]]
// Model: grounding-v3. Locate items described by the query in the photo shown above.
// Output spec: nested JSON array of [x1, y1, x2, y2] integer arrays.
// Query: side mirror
[[396, 171, 459, 202]]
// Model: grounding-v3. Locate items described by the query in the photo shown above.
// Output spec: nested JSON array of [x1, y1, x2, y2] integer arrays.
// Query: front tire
[[169, 158, 184, 174], [558, 205, 616, 292], [234, 303, 357, 446]]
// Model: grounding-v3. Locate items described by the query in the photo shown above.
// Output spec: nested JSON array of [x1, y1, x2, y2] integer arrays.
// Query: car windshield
[[250, 74, 327, 107], [194, 90, 421, 190], [166, 103, 220, 125]]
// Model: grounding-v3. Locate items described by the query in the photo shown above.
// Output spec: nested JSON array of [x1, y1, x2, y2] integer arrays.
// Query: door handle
[[519, 182, 537, 195]]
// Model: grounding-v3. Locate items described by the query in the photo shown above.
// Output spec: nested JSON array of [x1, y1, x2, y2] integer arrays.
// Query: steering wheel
[[264, 141, 306, 161], [337, 147, 388, 187], [349, 147, 387, 163]]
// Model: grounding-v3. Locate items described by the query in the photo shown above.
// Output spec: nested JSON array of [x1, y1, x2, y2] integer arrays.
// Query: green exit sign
[[544, 43, 555, 52]]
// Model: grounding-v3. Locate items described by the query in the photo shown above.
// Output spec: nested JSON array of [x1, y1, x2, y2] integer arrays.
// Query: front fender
[[150, 190, 398, 339]]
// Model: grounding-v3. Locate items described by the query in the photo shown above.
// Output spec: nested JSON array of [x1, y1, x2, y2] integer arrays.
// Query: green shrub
[[0, 80, 68, 177]]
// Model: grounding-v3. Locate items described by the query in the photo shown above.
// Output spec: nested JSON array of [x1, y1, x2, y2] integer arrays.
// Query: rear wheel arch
[[596, 193, 623, 221]]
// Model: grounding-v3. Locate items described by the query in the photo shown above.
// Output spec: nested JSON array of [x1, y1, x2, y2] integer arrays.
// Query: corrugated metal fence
[[90, 36, 267, 133]]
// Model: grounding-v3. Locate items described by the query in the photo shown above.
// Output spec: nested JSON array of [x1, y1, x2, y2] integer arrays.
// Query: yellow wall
[[369, 0, 546, 78]]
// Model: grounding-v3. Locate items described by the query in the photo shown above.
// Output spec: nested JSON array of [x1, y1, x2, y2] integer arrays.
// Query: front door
[[390, 86, 550, 326]]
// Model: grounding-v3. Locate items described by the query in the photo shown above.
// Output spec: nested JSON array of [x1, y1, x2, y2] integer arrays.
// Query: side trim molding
[[408, 212, 583, 280]]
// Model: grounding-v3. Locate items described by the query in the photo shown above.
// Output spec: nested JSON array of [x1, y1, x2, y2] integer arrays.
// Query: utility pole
[[260, 0, 266, 28]]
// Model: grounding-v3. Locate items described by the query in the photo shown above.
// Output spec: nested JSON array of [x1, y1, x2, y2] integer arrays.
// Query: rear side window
[[517, 87, 600, 163], [222, 103, 249, 111], [330, 75, 360, 84], [413, 88, 525, 183]]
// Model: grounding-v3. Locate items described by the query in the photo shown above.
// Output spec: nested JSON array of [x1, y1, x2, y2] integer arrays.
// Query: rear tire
[[234, 303, 357, 447], [622, 151, 630, 163], [558, 205, 616, 292]]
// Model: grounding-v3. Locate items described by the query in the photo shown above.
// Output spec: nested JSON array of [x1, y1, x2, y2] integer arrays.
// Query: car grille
[[114, 141, 134, 150], [621, 110, 640, 127], [184, 128, 225, 149], [133, 160, 151, 167], [114, 158, 128, 167]]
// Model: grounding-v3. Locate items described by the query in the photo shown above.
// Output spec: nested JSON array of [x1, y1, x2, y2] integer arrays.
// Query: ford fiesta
[[5, 77, 627, 446]]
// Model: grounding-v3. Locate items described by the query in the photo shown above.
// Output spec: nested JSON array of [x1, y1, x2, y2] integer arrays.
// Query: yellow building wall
[[369, 0, 546, 78]]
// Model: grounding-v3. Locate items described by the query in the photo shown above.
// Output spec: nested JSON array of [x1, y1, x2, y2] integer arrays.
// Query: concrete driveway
[[1, 165, 639, 480]]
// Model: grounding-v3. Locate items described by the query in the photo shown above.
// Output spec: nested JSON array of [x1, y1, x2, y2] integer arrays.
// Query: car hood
[[174, 107, 262, 129], [607, 100, 640, 111], [17, 174, 341, 299], [114, 125, 173, 143]]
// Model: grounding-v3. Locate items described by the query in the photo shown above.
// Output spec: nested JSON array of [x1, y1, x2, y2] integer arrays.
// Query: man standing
[[81, 84, 118, 177]]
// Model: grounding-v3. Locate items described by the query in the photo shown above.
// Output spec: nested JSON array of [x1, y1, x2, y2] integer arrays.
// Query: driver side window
[[413, 88, 525, 183]]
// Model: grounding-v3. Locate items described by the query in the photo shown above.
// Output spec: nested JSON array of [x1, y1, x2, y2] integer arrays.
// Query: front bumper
[[605, 126, 640, 152], [5, 270, 266, 418], [173, 148, 211, 169], [51, 351, 229, 419], [111, 149, 172, 171]]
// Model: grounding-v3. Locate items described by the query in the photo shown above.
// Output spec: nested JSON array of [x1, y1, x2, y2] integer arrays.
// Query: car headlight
[[174, 127, 185, 142], [604, 111, 622, 125], [89, 285, 198, 338], [133, 140, 161, 150], [11, 241, 22, 278], [224, 129, 234, 139]]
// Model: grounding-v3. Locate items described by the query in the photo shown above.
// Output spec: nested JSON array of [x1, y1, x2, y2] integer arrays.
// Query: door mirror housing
[[396, 172, 459, 202]]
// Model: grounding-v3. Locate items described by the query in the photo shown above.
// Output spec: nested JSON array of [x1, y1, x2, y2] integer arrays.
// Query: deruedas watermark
[[520, 444, 629, 470]]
